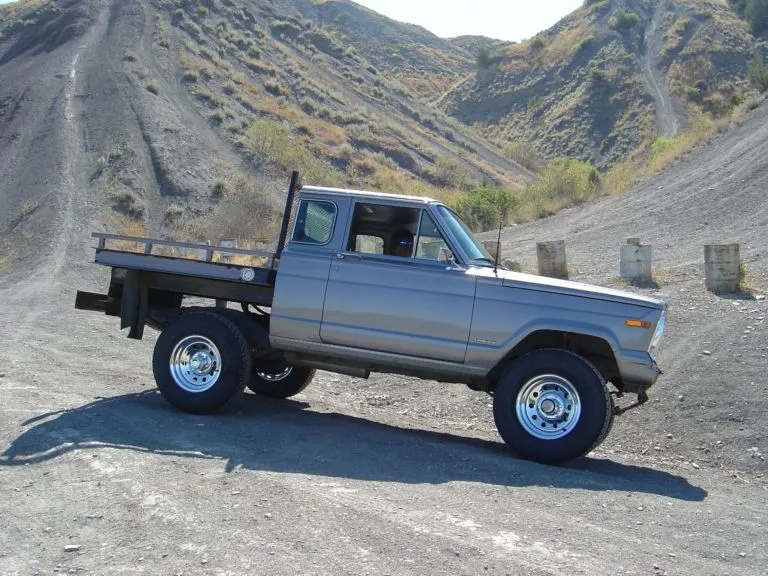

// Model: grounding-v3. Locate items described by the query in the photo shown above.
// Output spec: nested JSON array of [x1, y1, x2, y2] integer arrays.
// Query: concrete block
[[537, 240, 568, 279]]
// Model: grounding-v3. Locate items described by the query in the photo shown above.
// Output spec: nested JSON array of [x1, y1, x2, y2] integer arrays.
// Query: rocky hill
[[0, 0, 765, 276], [0, 0, 534, 274], [440, 0, 757, 169]]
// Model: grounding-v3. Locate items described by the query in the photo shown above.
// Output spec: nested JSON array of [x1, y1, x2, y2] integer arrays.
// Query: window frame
[[290, 198, 338, 247], [342, 199, 463, 267]]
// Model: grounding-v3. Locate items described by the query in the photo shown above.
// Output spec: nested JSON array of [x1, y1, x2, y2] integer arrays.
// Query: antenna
[[493, 206, 504, 275]]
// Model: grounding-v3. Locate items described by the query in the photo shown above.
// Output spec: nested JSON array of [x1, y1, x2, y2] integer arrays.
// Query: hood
[[473, 268, 665, 310]]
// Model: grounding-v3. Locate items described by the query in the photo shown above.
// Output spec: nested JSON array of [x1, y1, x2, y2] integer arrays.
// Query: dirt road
[[0, 278, 766, 575], [642, 0, 681, 138]]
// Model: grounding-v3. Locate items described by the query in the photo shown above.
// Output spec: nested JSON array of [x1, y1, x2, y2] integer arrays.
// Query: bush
[[524, 158, 601, 216], [574, 36, 595, 55], [270, 20, 302, 39], [243, 118, 344, 187], [452, 186, 520, 232], [502, 141, 541, 172], [476, 45, 501, 69], [686, 86, 703, 102], [146, 82, 159, 95], [745, 0, 768, 35], [431, 156, 472, 190], [748, 48, 768, 92], [609, 10, 641, 31], [530, 37, 545, 51]]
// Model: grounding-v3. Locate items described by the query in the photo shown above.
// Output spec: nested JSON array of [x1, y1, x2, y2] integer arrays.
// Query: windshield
[[435, 205, 494, 264]]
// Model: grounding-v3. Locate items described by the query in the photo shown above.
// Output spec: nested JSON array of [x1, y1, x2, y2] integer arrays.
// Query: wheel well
[[488, 331, 622, 391]]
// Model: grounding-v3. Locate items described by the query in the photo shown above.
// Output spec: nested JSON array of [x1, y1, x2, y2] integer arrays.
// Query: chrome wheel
[[515, 374, 582, 440], [256, 366, 293, 382], [169, 335, 222, 393]]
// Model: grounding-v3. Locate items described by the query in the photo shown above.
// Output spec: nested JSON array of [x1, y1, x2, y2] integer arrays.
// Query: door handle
[[336, 253, 345, 259]]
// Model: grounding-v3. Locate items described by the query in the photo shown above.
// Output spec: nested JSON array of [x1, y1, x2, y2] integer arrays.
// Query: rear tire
[[247, 362, 315, 398], [152, 311, 251, 414], [493, 348, 613, 465]]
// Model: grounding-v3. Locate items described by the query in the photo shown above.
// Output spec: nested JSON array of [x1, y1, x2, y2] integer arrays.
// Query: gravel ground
[[2, 1, 768, 574]]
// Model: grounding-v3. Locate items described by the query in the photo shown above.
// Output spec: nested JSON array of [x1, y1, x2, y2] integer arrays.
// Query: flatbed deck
[[76, 233, 279, 339]]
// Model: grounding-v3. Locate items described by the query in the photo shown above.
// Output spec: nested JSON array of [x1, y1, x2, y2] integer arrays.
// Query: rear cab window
[[292, 200, 336, 245]]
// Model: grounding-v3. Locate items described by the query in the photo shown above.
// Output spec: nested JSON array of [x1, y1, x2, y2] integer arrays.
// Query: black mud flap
[[120, 269, 149, 340]]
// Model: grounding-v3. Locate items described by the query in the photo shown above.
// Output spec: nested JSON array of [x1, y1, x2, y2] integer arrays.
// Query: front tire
[[152, 311, 251, 414], [247, 361, 315, 398], [493, 349, 613, 465]]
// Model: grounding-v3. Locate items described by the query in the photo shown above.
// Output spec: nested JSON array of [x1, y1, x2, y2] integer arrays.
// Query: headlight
[[648, 311, 666, 361]]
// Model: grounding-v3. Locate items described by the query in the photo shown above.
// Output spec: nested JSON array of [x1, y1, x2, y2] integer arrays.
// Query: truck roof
[[300, 185, 437, 204]]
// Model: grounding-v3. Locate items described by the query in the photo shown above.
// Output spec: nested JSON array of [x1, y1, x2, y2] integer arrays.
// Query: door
[[320, 207, 476, 363]]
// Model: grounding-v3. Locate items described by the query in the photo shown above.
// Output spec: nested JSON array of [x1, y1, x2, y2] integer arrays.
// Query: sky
[[355, 0, 583, 42], [0, 0, 583, 41]]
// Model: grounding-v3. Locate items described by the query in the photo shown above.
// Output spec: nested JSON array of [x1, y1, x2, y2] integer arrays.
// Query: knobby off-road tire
[[493, 348, 614, 465], [247, 362, 315, 399], [152, 311, 251, 414]]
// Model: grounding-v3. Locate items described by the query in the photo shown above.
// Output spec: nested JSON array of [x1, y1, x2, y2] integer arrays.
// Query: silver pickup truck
[[76, 172, 666, 465]]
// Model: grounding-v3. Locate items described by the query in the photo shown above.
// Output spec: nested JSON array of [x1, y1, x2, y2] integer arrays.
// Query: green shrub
[[270, 20, 302, 38], [745, 0, 768, 34], [524, 158, 601, 216], [748, 48, 768, 92], [587, 0, 610, 13], [243, 118, 344, 187], [574, 36, 595, 55], [146, 82, 160, 95], [123, 51, 138, 62], [686, 86, 703, 102], [431, 156, 472, 190], [452, 186, 520, 232], [476, 45, 501, 69], [503, 141, 541, 172], [530, 37, 545, 51], [609, 10, 641, 31]]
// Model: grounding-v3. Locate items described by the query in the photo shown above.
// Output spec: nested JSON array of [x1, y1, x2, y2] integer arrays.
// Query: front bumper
[[616, 350, 662, 393]]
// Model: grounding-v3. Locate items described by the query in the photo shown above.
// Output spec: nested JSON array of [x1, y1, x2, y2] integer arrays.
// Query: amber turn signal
[[625, 320, 651, 328]]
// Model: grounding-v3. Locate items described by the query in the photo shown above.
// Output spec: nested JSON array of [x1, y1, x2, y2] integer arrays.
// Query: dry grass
[[110, 218, 149, 253], [9, 199, 40, 227], [537, 23, 591, 66], [739, 262, 760, 294], [647, 114, 718, 173], [0, 244, 26, 278]]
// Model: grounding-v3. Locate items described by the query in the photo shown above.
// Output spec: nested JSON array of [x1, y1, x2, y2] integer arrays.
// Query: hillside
[[440, 0, 757, 169], [0, 0, 534, 277]]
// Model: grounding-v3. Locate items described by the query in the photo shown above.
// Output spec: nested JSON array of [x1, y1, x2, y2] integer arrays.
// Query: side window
[[292, 200, 336, 245], [415, 211, 450, 261], [347, 202, 420, 258]]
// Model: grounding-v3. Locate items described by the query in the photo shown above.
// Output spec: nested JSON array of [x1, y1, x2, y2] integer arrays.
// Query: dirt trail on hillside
[[642, 0, 681, 137]]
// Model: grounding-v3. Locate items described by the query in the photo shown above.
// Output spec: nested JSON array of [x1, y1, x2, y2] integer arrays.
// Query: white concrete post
[[537, 240, 568, 279], [620, 238, 653, 284], [704, 244, 740, 293]]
